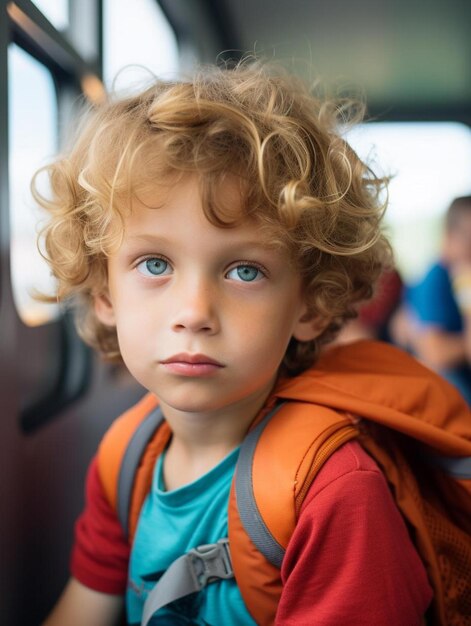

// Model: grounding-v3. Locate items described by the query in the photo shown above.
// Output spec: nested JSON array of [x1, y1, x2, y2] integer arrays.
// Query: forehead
[[123, 175, 274, 248], [132, 172, 242, 212]]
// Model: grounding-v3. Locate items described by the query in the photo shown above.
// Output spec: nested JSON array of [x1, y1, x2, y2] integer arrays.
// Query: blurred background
[[1, 0, 471, 623]]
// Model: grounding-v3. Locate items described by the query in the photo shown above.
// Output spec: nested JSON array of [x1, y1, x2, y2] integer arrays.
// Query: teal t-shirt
[[126, 447, 256, 625]]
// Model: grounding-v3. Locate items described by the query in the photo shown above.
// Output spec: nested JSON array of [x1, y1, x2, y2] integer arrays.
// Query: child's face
[[95, 176, 322, 418], [444, 211, 471, 266]]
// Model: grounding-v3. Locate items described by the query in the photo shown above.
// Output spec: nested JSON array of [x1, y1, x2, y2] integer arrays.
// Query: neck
[[160, 380, 275, 489], [162, 383, 274, 452]]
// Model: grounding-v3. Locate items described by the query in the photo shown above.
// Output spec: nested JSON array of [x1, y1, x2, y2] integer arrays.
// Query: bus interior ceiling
[[1, 0, 470, 624]]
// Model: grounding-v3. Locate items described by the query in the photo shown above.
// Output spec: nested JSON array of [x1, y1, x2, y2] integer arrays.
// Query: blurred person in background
[[334, 267, 403, 345], [390, 196, 471, 404]]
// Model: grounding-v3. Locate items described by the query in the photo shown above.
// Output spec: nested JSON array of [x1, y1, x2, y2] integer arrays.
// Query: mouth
[[159, 353, 224, 377], [161, 353, 223, 366]]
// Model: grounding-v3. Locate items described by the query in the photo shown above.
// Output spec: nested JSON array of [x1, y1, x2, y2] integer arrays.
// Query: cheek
[[231, 300, 299, 358], [112, 301, 157, 360]]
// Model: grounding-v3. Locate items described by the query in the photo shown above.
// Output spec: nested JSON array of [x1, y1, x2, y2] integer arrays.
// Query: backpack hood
[[274, 340, 471, 456]]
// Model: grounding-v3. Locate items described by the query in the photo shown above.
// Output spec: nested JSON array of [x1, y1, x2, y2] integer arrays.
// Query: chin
[[163, 398, 229, 415], [156, 386, 243, 415]]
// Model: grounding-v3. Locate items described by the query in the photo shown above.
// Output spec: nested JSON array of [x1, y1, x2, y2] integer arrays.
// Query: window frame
[[3, 1, 103, 429]]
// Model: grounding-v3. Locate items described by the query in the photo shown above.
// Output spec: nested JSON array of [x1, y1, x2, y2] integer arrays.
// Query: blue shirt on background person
[[406, 261, 471, 404], [402, 197, 471, 405]]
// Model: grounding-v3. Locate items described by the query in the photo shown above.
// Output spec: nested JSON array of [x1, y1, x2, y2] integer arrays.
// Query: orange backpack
[[98, 340, 471, 626]]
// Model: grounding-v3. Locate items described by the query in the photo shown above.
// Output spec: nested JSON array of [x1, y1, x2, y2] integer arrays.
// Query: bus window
[[348, 122, 471, 282], [31, 0, 69, 30], [8, 43, 59, 326], [104, 0, 180, 91]]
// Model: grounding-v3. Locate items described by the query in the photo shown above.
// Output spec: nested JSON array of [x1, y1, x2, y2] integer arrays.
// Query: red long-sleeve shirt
[[71, 441, 432, 624]]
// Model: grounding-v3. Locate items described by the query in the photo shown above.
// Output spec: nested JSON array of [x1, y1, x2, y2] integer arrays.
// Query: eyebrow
[[125, 233, 276, 253], [125, 234, 172, 246]]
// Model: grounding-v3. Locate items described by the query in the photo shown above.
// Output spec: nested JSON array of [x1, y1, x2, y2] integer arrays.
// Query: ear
[[292, 306, 330, 342], [94, 291, 116, 327]]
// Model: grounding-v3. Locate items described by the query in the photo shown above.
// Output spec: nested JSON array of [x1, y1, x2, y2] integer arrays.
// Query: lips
[[160, 353, 223, 366], [159, 353, 224, 377]]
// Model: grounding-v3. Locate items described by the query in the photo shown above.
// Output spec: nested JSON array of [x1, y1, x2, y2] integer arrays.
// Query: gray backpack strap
[[235, 402, 286, 568], [117, 405, 165, 538], [141, 539, 233, 626]]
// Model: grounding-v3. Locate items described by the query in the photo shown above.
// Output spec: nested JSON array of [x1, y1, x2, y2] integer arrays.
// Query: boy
[[39, 62, 433, 625]]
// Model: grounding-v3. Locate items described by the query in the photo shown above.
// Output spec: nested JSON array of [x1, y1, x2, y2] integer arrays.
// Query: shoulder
[[299, 439, 391, 517], [414, 262, 452, 295], [71, 457, 131, 594], [407, 261, 460, 327], [306, 439, 382, 495], [423, 261, 451, 287], [99, 392, 159, 452], [289, 438, 429, 584], [278, 440, 433, 625], [97, 393, 159, 508]]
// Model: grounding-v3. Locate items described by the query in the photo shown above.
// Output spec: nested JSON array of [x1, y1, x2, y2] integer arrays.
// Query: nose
[[171, 278, 219, 334]]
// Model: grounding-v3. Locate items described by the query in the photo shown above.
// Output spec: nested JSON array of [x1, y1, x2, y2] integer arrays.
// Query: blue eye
[[137, 258, 171, 277], [227, 264, 263, 282]]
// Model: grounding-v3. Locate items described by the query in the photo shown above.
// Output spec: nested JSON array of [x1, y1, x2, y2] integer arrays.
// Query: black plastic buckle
[[188, 538, 234, 590]]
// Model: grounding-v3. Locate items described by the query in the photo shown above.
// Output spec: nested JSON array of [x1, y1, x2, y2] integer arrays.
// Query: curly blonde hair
[[34, 60, 391, 375]]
